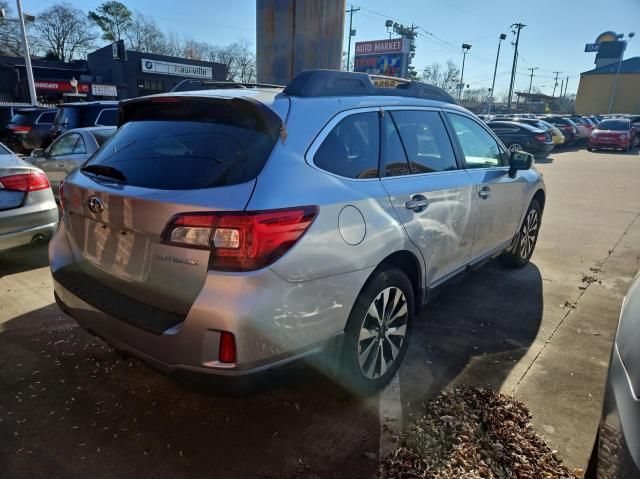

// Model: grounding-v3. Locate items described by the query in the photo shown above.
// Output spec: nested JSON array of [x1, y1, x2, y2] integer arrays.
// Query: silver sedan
[[29, 127, 116, 199], [0, 142, 58, 253]]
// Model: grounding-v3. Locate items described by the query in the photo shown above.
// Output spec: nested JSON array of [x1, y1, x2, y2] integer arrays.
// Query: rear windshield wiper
[[81, 164, 127, 182]]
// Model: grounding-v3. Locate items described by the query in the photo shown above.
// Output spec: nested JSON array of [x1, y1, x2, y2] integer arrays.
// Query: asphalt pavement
[[1, 147, 639, 478]]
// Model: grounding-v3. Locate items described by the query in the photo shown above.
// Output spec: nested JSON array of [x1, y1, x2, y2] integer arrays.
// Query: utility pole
[[563, 76, 569, 98], [487, 33, 506, 115], [552, 71, 562, 97], [458, 43, 472, 101], [559, 78, 564, 100], [506, 22, 526, 113], [527, 67, 538, 112], [15, 0, 37, 105], [345, 5, 360, 71]]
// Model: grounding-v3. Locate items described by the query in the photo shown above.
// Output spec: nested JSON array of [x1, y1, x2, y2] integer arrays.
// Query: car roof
[[62, 126, 117, 135], [59, 101, 119, 107], [488, 120, 542, 132]]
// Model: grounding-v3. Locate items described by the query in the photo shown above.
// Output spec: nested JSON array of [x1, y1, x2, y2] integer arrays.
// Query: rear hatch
[[59, 94, 284, 318]]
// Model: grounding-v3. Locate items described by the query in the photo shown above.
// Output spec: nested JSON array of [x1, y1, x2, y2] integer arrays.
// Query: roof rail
[[282, 69, 456, 104], [170, 79, 284, 92]]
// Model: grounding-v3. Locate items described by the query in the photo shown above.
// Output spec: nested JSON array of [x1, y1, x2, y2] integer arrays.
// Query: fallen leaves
[[379, 386, 578, 479]]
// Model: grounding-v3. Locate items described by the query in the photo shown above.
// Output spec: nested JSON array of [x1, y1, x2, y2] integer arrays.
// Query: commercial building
[[575, 57, 640, 114], [0, 42, 226, 103]]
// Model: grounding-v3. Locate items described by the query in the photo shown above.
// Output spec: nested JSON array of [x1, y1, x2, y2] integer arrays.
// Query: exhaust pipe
[[31, 234, 46, 245]]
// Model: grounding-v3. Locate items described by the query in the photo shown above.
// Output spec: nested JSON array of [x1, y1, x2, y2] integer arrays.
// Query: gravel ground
[[380, 386, 581, 479]]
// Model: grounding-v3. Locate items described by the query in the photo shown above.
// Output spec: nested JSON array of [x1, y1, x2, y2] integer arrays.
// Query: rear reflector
[[161, 206, 318, 272], [0, 171, 50, 192], [219, 331, 236, 363]]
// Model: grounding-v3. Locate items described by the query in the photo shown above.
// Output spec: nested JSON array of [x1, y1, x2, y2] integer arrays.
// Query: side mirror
[[31, 148, 45, 158], [508, 150, 534, 178]]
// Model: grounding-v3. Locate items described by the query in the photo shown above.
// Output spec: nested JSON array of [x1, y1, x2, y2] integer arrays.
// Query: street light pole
[[15, 0, 37, 106], [608, 32, 635, 114], [345, 5, 359, 71], [458, 43, 471, 101], [487, 33, 506, 115]]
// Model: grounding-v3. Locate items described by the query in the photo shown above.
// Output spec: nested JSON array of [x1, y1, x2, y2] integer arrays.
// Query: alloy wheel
[[509, 143, 523, 152], [358, 287, 408, 380], [519, 208, 539, 260]]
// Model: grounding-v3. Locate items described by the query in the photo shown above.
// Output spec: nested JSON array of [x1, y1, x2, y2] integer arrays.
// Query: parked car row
[[0, 101, 118, 154], [478, 113, 639, 156]]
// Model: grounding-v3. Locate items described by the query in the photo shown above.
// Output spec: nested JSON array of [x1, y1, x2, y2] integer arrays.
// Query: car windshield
[[54, 107, 80, 127], [597, 120, 629, 131], [9, 111, 35, 125]]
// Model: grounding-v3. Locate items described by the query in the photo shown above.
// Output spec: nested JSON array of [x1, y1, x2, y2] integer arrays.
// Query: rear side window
[[389, 110, 457, 174], [91, 129, 115, 146], [314, 112, 379, 179], [84, 99, 280, 190], [73, 136, 87, 154], [95, 109, 118, 126]]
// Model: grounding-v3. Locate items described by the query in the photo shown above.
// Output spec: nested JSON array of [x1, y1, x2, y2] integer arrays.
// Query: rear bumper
[[588, 140, 628, 149], [49, 221, 371, 378], [0, 201, 58, 253]]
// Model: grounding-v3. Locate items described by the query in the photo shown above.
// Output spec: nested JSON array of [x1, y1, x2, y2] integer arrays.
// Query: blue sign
[[584, 43, 600, 52], [353, 53, 406, 77]]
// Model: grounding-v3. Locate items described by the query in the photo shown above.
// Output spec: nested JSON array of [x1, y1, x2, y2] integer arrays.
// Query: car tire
[[587, 147, 593, 152], [340, 266, 414, 396], [499, 199, 542, 268]]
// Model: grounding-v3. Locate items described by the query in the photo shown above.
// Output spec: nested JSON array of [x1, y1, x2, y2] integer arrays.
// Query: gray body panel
[[49, 88, 545, 375], [0, 152, 59, 253]]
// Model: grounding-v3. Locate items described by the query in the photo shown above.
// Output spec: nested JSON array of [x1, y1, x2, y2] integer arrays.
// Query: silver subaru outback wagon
[[49, 70, 545, 394]]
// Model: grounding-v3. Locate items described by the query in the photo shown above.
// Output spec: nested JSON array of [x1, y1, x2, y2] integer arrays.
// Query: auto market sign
[[141, 58, 213, 79], [354, 38, 409, 78]]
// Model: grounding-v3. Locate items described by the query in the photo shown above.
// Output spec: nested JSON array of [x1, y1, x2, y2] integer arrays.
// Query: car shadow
[[399, 260, 543, 421], [0, 260, 543, 479], [0, 242, 50, 278]]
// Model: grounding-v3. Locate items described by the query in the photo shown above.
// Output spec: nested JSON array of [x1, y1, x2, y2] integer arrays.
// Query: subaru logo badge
[[87, 196, 104, 214]]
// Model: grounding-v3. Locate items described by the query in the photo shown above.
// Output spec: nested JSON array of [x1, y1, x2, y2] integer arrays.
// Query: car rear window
[[84, 99, 280, 190], [597, 120, 629, 131], [9, 111, 36, 125]]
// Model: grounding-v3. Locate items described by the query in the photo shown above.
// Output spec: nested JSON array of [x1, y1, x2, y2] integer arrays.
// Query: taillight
[[219, 332, 236, 363], [161, 206, 318, 271], [9, 125, 31, 133], [534, 134, 546, 142], [0, 171, 50, 192]]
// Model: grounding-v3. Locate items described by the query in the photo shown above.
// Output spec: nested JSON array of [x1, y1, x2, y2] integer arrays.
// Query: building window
[[140, 79, 164, 94]]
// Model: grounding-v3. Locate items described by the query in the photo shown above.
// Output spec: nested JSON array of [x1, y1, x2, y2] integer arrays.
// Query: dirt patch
[[380, 386, 580, 478]]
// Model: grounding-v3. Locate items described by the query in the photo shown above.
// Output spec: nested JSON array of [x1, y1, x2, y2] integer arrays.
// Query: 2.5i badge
[[153, 254, 199, 266]]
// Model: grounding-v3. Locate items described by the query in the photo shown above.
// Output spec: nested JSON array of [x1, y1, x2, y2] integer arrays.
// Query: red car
[[588, 118, 637, 152]]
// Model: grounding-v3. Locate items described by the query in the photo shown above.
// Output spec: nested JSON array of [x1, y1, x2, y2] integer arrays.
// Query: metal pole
[[559, 78, 564, 100], [552, 71, 561, 97], [16, 0, 37, 105], [345, 5, 359, 71], [527, 67, 538, 112], [507, 23, 525, 113], [563, 76, 569, 98], [459, 50, 467, 101], [607, 58, 624, 114], [487, 34, 505, 115]]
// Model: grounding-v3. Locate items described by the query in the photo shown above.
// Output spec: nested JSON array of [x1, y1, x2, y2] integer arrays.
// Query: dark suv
[[5, 108, 57, 153], [540, 116, 580, 145], [50, 101, 119, 142]]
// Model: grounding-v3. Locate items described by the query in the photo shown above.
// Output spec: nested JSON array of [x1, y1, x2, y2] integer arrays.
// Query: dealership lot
[[1, 148, 639, 478]]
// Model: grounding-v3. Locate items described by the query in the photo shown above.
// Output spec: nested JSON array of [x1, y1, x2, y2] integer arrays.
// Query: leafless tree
[[161, 31, 184, 57], [207, 40, 256, 82], [0, 1, 38, 56], [33, 3, 97, 61], [125, 13, 165, 54], [420, 60, 460, 92]]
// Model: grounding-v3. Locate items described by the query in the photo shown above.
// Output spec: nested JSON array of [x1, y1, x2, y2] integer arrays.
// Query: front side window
[[314, 112, 379, 179], [447, 113, 505, 169], [390, 110, 457, 174], [48, 133, 80, 157], [381, 115, 411, 177]]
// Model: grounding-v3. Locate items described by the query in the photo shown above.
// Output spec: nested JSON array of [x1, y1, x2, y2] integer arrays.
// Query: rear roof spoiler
[[282, 69, 457, 104]]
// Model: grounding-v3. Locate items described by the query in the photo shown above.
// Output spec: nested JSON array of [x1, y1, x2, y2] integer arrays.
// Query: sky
[[21, 0, 640, 96]]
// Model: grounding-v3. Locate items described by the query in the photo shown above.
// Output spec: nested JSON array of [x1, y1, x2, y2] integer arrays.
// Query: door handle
[[478, 186, 491, 199], [405, 195, 429, 212], [56, 163, 65, 167]]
